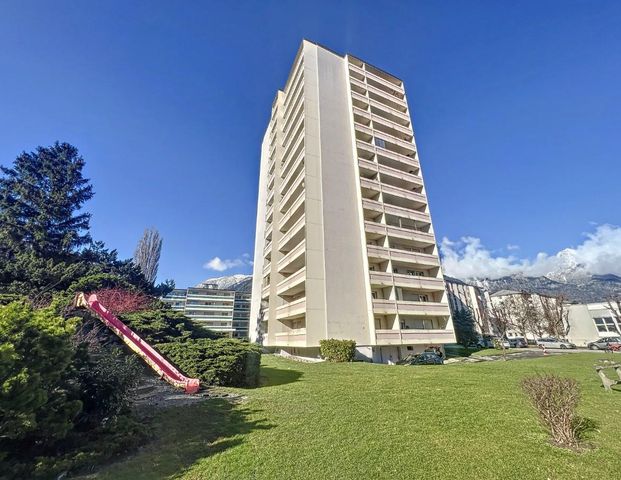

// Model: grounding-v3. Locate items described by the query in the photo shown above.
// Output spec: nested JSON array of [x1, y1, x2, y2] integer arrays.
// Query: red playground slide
[[74, 292, 200, 394]]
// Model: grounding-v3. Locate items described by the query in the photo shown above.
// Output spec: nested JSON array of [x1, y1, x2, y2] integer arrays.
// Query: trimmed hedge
[[320, 339, 357, 362], [157, 338, 261, 387]]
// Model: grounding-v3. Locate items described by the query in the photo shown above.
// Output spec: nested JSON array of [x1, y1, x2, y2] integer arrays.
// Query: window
[[594, 317, 619, 333], [371, 291, 378, 299], [374, 138, 386, 148]]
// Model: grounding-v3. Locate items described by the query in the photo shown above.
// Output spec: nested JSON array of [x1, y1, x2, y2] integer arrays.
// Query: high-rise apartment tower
[[250, 40, 455, 362]]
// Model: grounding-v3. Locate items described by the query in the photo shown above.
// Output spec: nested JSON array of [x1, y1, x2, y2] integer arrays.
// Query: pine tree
[[0, 142, 94, 259]]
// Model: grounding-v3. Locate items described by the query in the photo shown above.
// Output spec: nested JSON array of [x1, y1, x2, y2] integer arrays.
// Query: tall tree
[[133, 228, 162, 284], [0, 142, 94, 259]]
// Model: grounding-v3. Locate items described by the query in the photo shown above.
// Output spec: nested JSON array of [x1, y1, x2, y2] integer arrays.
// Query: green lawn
[[82, 353, 621, 480]]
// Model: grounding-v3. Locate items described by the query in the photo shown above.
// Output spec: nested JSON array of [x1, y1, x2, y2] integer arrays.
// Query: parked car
[[508, 337, 528, 348], [586, 336, 621, 350], [398, 351, 444, 365], [536, 337, 576, 349]]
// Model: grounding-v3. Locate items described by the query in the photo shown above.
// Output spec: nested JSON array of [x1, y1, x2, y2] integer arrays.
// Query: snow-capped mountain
[[467, 273, 621, 303], [196, 274, 252, 292]]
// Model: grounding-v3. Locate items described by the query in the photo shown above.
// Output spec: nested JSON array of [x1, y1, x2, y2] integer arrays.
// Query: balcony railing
[[365, 221, 434, 245], [261, 284, 270, 299], [278, 214, 305, 252], [372, 299, 450, 316], [373, 272, 445, 291], [279, 171, 304, 214], [374, 131, 415, 154], [273, 328, 307, 346], [361, 198, 429, 224], [369, 97, 410, 124], [276, 266, 306, 296], [366, 245, 440, 267], [279, 191, 305, 233], [277, 239, 305, 274], [275, 297, 306, 320], [375, 329, 455, 345]]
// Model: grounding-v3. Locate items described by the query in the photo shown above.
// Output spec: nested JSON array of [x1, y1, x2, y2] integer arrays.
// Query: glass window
[[374, 138, 386, 148]]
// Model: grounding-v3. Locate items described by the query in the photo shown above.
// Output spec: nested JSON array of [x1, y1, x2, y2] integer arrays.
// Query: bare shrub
[[91, 288, 154, 315], [521, 374, 595, 450]]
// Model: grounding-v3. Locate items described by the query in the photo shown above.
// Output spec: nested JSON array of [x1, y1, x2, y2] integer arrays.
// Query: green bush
[[320, 339, 357, 362], [120, 309, 222, 344], [157, 338, 262, 387]]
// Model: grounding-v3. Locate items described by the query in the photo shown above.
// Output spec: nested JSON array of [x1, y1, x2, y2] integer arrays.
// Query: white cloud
[[440, 224, 621, 280], [203, 254, 252, 272]]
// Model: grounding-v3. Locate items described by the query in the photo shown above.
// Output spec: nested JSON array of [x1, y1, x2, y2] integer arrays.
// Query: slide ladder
[[74, 292, 200, 394]]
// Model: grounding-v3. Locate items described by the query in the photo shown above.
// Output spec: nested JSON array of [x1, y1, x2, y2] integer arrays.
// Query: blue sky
[[1, 1, 620, 285]]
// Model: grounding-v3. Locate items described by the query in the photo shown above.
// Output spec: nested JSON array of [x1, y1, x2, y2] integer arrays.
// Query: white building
[[162, 286, 251, 338], [566, 302, 621, 347], [250, 40, 455, 363], [445, 276, 494, 337]]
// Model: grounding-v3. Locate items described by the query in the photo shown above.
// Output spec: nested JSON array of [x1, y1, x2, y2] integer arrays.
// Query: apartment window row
[[186, 300, 233, 306], [186, 310, 232, 317]]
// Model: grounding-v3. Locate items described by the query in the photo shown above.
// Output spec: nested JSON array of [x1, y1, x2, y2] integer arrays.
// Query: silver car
[[587, 336, 621, 350], [536, 337, 576, 349]]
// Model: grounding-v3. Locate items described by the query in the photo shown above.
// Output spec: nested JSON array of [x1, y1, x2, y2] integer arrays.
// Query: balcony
[[359, 178, 427, 206], [265, 203, 273, 223], [274, 328, 307, 347], [369, 97, 410, 124], [267, 216, 275, 234], [351, 91, 370, 108], [369, 271, 444, 291], [364, 66, 404, 92], [367, 245, 440, 267], [261, 284, 270, 299], [280, 151, 304, 196], [392, 273, 442, 290], [263, 240, 272, 258], [372, 112, 412, 138], [281, 135, 304, 179], [278, 214, 305, 252], [372, 299, 450, 316], [374, 132, 415, 155], [354, 123, 374, 137], [277, 239, 305, 274], [262, 261, 271, 278], [358, 159, 423, 188], [375, 329, 455, 345], [367, 83, 407, 112], [362, 198, 430, 224], [279, 171, 304, 215], [276, 266, 306, 296], [356, 140, 376, 159], [275, 297, 306, 320], [279, 192, 303, 230], [267, 173, 275, 191], [376, 148, 419, 170], [365, 220, 434, 245]]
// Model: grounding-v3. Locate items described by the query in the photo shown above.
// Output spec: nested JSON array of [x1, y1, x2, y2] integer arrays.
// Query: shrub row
[[157, 338, 262, 387], [319, 339, 356, 362]]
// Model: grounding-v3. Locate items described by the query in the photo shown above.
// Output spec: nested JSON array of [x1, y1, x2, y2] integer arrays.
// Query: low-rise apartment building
[[445, 276, 493, 337], [162, 286, 250, 338]]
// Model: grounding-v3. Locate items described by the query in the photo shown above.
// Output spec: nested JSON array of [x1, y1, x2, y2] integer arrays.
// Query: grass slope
[[84, 354, 621, 480]]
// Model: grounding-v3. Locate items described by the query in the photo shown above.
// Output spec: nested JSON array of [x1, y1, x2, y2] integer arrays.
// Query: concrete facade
[[250, 40, 455, 362]]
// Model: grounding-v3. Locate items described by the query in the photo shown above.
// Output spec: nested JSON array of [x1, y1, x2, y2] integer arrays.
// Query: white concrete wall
[[314, 44, 372, 345], [249, 127, 270, 342]]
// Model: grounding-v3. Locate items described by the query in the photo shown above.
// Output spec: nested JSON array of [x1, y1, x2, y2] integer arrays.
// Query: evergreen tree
[[0, 142, 93, 259]]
